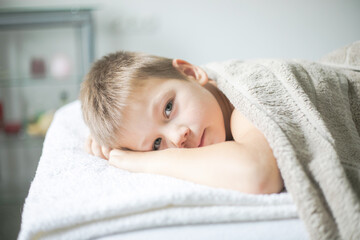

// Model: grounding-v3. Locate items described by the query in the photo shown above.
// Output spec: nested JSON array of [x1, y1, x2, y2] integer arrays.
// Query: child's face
[[117, 77, 226, 151]]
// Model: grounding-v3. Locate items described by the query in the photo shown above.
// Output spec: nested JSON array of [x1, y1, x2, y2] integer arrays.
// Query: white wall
[[1, 0, 360, 65]]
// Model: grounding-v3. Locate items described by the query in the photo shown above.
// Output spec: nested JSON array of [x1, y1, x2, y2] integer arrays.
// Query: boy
[[80, 51, 283, 194]]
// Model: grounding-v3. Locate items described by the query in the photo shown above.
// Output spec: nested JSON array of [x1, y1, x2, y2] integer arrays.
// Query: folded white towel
[[18, 101, 297, 240]]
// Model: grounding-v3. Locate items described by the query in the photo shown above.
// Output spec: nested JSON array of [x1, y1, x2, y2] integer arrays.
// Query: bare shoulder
[[230, 109, 257, 143], [230, 109, 276, 161], [230, 109, 282, 193]]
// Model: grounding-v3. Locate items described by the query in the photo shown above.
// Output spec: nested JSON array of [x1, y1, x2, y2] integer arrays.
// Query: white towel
[[18, 101, 297, 240]]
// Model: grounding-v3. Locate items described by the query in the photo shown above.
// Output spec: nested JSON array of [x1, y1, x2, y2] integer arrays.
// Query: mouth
[[198, 129, 206, 147]]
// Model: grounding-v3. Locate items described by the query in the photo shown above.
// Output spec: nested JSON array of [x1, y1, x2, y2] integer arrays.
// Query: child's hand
[[84, 135, 111, 160], [109, 149, 150, 173], [109, 149, 174, 174]]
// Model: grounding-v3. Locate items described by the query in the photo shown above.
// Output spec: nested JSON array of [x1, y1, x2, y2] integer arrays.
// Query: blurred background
[[0, 0, 359, 239]]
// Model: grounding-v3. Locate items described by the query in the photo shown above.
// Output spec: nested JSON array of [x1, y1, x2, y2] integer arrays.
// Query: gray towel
[[204, 41, 360, 240]]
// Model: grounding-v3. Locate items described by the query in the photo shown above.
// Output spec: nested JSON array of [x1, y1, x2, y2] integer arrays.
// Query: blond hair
[[80, 51, 187, 148]]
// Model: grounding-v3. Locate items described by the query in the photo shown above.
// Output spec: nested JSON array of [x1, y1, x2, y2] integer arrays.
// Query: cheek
[[179, 90, 224, 131]]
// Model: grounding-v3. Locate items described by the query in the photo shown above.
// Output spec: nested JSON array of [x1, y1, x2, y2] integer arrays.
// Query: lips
[[198, 129, 206, 147]]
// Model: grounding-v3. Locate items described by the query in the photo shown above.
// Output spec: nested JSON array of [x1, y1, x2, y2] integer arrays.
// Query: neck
[[204, 81, 234, 140]]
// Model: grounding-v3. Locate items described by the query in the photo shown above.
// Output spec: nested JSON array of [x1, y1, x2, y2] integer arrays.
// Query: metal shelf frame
[[0, 8, 95, 75]]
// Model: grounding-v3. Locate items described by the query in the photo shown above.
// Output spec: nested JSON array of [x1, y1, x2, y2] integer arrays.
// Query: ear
[[172, 59, 208, 86]]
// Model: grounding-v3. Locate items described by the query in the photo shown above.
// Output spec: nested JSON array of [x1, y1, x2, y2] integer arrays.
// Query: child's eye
[[164, 100, 173, 118], [153, 138, 162, 150]]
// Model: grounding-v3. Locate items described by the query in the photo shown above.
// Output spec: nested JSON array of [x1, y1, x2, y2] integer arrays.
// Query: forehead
[[128, 78, 182, 109], [136, 77, 189, 94]]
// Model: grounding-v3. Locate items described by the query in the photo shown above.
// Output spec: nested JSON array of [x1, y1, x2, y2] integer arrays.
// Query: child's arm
[[109, 129, 283, 194], [86, 109, 283, 194]]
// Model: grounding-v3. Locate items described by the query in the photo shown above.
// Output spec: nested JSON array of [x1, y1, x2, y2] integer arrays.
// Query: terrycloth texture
[[203, 41, 360, 240], [18, 100, 297, 240], [19, 42, 359, 240]]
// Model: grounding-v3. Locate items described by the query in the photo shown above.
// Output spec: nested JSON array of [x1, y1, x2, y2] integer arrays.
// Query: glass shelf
[[0, 131, 44, 205], [0, 8, 94, 140], [0, 8, 94, 238], [0, 133, 44, 205], [0, 75, 83, 88], [0, 131, 44, 149]]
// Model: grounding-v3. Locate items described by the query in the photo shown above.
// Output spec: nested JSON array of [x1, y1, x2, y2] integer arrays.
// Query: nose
[[169, 125, 190, 148]]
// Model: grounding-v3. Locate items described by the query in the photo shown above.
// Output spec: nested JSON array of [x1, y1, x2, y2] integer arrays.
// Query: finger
[[92, 141, 106, 159], [85, 136, 93, 155], [102, 146, 111, 160], [109, 149, 123, 158], [109, 150, 138, 172], [109, 149, 121, 166]]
